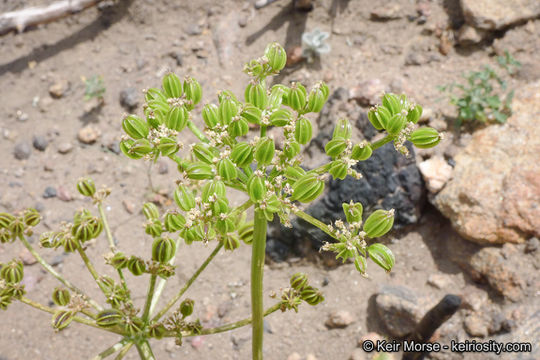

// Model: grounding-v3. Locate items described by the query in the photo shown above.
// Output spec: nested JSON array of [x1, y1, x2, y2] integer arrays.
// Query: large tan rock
[[434, 81, 540, 244], [461, 0, 540, 30]]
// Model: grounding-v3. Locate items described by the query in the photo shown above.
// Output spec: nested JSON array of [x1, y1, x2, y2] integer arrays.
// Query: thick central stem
[[135, 339, 155, 360], [251, 209, 267, 360]]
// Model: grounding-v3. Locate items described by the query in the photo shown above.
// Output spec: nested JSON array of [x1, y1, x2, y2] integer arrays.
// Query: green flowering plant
[[0, 43, 441, 359], [439, 51, 520, 125]]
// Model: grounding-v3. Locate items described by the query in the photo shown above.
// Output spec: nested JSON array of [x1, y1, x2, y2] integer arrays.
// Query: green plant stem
[[81, 308, 97, 319], [163, 302, 282, 338], [92, 338, 132, 360], [135, 339, 155, 360], [17, 235, 102, 311], [152, 242, 223, 322], [294, 210, 336, 239], [142, 274, 157, 323], [97, 203, 130, 297], [251, 209, 267, 360], [114, 343, 133, 360], [370, 135, 393, 150], [187, 120, 208, 143], [19, 297, 124, 335], [149, 237, 182, 317], [189, 302, 281, 336], [97, 203, 116, 252], [260, 125, 267, 137], [231, 199, 254, 217], [77, 243, 109, 296]]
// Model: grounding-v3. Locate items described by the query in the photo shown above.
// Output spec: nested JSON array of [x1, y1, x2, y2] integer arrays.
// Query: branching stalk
[[294, 210, 337, 239], [152, 242, 223, 321], [187, 120, 208, 143], [19, 297, 124, 334], [371, 135, 393, 150], [18, 235, 102, 311], [92, 338, 132, 360], [77, 243, 109, 296], [142, 274, 157, 322], [179, 302, 281, 337]]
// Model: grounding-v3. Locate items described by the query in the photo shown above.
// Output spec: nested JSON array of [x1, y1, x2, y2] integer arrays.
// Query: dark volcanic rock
[[266, 89, 425, 261]]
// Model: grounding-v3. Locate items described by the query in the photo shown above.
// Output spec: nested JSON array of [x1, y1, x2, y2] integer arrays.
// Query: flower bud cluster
[[321, 202, 396, 276], [280, 272, 324, 312], [367, 93, 443, 154]]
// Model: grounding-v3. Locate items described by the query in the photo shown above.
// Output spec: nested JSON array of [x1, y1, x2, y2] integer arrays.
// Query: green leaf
[[367, 243, 395, 272]]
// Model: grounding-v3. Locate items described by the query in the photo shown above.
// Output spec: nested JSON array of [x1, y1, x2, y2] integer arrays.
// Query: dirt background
[[0, 0, 539, 359]]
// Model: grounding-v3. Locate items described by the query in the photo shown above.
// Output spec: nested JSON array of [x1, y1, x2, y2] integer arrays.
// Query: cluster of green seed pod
[[367, 93, 442, 154], [0, 209, 41, 243], [116, 42, 338, 256], [280, 272, 324, 312], [0, 259, 26, 310], [120, 72, 202, 160], [38, 209, 102, 252], [319, 201, 396, 276]]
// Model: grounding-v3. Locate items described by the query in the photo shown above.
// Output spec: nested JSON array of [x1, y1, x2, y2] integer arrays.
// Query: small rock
[[429, 117, 448, 131], [325, 310, 356, 329], [358, 332, 384, 347], [203, 304, 217, 322], [57, 142, 73, 154], [39, 97, 54, 112], [286, 46, 304, 67], [469, 247, 525, 301], [16, 110, 29, 122], [457, 25, 485, 46], [418, 156, 453, 193], [404, 52, 426, 66], [217, 300, 232, 318], [14, 142, 31, 160], [49, 80, 69, 98], [263, 319, 273, 334], [238, 15, 248, 27], [419, 108, 434, 123], [439, 34, 453, 55], [136, 57, 148, 70], [119, 87, 139, 110], [464, 313, 488, 337], [34, 202, 45, 212], [83, 97, 103, 114], [50, 254, 65, 266], [287, 353, 302, 360], [165, 339, 176, 353], [460, 285, 488, 312], [19, 248, 37, 265], [158, 160, 168, 174], [56, 185, 73, 202], [78, 125, 101, 144], [190, 336, 204, 350], [306, 354, 318, 360], [122, 200, 135, 214], [186, 23, 202, 36], [32, 135, 49, 151], [427, 273, 453, 289], [525, 237, 539, 253], [370, 4, 402, 21], [349, 79, 386, 106], [169, 51, 183, 66], [375, 286, 423, 337], [43, 186, 57, 199]]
